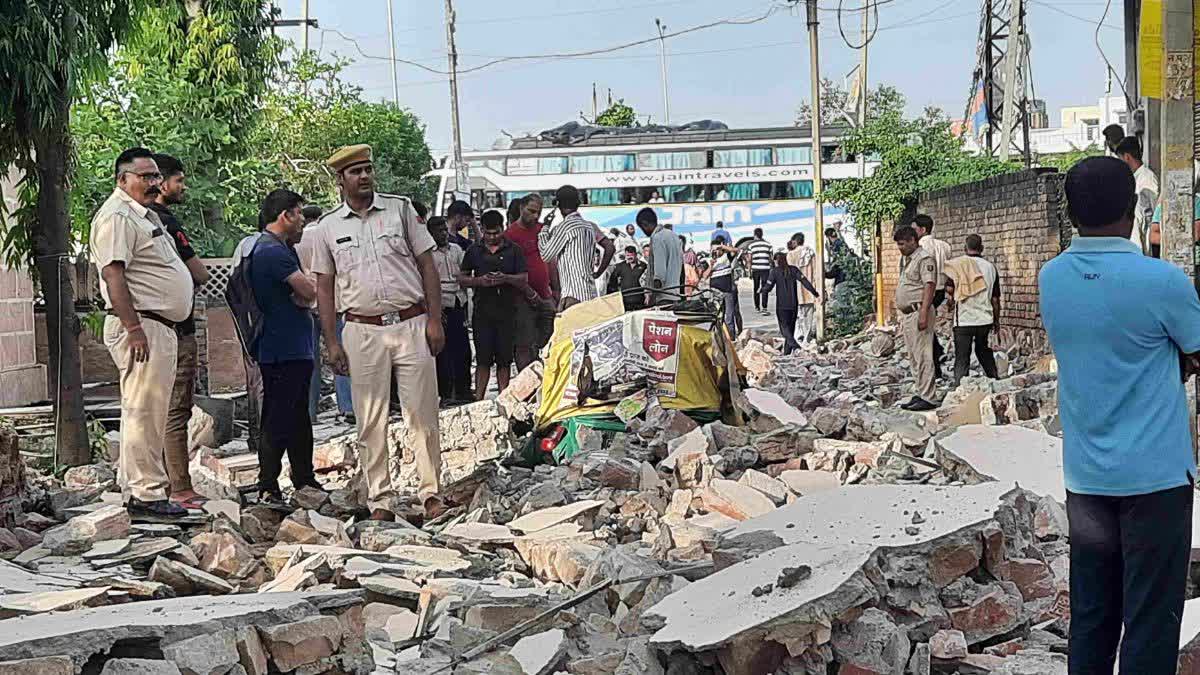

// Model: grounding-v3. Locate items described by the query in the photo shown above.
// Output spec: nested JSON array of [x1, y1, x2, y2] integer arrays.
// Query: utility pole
[[301, 0, 310, 51], [386, 0, 399, 106], [807, 0, 826, 341], [656, 19, 671, 125], [445, 0, 468, 204], [592, 82, 598, 121], [998, 0, 1023, 161], [1160, 0, 1195, 277]]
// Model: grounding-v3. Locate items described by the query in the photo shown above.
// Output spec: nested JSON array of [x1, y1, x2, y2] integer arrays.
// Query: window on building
[[570, 154, 636, 173], [713, 148, 772, 168], [586, 189, 623, 205], [638, 152, 706, 171], [775, 146, 813, 165]]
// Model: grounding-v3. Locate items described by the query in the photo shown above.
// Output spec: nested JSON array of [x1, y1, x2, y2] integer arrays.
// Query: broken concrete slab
[[699, 479, 776, 521], [441, 522, 514, 545], [507, 500, 605, 535], [0, 588, 109, 618], [737, 469, 789, 505], [257, 615, 343, 672], [41, 505, 130, 556], [744, 389, 808, 431], [507, 628, 568, 675], [644, 484, 1021, 655], [0, 560, 80, 594], [161, 629, 239, 675], [934, 424, 1065, 502], [0, 590, 364, 664], [777, 470, 841, 497], [148, 558, 234, 596]]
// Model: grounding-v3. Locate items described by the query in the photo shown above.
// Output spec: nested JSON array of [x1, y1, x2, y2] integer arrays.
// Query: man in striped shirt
[[537, 185, 615, 309], [748, 228, 774, 315]]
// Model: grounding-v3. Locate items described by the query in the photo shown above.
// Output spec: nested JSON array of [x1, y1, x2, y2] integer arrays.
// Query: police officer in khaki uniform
[[893, 225, 938, 411], [90, 147, 195, 517], [311, 144, 446, 522]]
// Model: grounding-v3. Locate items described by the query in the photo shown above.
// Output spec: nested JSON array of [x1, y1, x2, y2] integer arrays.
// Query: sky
[[269, 0, 1129, 155]]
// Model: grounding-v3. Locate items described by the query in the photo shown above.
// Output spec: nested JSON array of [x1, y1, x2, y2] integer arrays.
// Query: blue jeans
[[335, 314, 353, 415]]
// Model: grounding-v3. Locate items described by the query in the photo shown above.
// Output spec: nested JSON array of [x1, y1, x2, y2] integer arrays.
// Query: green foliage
[[87, 418, 109, 463], [251, 52, 436, 208], [822, 103, 1021, 244], [1036, 145, 1103, 173], [795, 79, 906, 128], [596, 100, 638, 128], [828, 247, 876, 338]]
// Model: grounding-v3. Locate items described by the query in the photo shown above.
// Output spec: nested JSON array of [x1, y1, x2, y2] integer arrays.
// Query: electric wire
[[837, 0, 878, 49], [1091, 0, 1133, 111]]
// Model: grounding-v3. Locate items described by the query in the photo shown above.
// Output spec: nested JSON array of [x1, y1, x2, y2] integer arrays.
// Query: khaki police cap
[[327, 144, 373, 172]]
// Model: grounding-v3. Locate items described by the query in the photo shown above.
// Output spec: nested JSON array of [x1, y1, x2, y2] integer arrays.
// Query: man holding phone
[[458, 210, 528, 400]]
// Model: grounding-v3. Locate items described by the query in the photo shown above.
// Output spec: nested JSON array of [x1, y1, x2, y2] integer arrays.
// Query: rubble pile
[[3, 322, 1187, 674]]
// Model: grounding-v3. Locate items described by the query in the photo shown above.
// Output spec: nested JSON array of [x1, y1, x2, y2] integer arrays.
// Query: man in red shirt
[[506, 194, 557, 368]]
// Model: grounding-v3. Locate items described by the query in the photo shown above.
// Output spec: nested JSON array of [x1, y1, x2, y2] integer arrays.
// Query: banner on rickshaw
[[561, 310, 682, 405]]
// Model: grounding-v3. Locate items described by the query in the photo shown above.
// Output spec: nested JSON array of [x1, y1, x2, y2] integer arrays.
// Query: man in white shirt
[[1116, 136, 1158, 255], [914, 214, 952, 379], [428, 216, 471, 402], [786, 232, 819, 343], [942, 234, 1001, 386]]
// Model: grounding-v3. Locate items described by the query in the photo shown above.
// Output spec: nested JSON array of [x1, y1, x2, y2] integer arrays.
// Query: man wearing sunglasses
[[89, 147, 194, 518]]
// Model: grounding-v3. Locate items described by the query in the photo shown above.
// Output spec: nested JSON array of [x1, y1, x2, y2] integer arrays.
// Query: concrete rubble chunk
[[778, 470, 841, 496], [236, 625, 268, 675], [831, 607, 911, 675], [191, 530, 256, 579], [41, 505, 130, 555], [934, 424, 1065, 502], [442, 522, 514, 544], [737, 469, 789, 505], [161, 629, 240, 675], [0, 657, 75, 675], [929, 629, 968, 659], [63, 463, 116, 488], [745, 389, 809, 431], [82, 538, 131, 560], [508, 628, 568, 675], [948, 581, 1026, 645], [149, 557, 235, 596], [699, 479, 776, 521], [100, 660, 183, 675], [258, 615, 344, 672], [507, 500, 605, 535]]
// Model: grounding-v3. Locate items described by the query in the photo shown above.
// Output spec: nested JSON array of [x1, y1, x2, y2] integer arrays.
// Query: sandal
[[170, 494, 208, 510]]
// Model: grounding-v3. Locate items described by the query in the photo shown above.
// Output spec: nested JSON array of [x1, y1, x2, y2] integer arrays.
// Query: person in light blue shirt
[[711, 221, 733, 246], [1039, 156, 1200, 674]]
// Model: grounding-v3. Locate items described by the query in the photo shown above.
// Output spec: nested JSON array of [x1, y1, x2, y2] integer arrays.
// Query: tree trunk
[[27, 11, 89, 467]]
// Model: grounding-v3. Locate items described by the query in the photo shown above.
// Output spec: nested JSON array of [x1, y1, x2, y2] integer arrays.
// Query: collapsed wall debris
[[3, 300, 1196, 674]]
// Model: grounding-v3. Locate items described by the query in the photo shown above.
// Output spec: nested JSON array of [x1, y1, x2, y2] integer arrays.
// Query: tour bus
[[429, 123, 877, 250]]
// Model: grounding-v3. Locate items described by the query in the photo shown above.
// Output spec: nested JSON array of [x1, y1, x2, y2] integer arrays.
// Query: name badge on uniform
[[151, 228, 164, 238], [336, 236, 352, 244]]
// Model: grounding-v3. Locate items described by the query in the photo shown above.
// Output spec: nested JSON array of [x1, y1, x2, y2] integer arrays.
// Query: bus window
[[570, 154, 636, 173], [775, 146, 812, 165], [638, 152, 705, 171], [714, 149, 772, 168]]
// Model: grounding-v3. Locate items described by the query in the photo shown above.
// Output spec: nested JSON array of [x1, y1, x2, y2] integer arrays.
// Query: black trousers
[[776, 308, 799, 355], [932, 290, 946, 377], [752, 269, 771, 310], [258, 360, 314, 493], [952, 325, 998, 384], [436, 303, 472, 401], [1067, 484, 1193, 674]]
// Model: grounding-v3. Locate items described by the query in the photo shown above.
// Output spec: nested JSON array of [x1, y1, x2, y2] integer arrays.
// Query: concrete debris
[[0, 320, 1106, 672]]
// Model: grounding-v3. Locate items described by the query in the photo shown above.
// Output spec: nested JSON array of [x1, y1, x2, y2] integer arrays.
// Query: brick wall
[[880, 169, 1069, 351], [0, 263, 47, 407]]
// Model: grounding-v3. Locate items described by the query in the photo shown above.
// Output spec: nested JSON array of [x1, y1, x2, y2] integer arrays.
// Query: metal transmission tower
[[963, 0, 1032, 165]]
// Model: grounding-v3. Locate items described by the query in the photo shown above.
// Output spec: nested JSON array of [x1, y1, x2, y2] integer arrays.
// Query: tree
[[820, 93, 1019, 336], [0, 0, 143, 465], [596, 99, 638, 128], [251, 52, 435, 209], [795, 79, 905, 129], [1036, 145, 1103, 173]]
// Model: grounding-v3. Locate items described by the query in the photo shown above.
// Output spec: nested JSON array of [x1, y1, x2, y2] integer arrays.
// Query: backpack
[[224, 233, 269, 363]]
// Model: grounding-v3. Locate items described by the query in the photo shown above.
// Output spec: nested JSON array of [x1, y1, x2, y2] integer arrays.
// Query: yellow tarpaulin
[[1140, 0, 1163, 99], [535, 323, 729, 430]]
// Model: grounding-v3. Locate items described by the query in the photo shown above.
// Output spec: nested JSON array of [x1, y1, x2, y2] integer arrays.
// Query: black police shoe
[[127, 498, 188, 518]]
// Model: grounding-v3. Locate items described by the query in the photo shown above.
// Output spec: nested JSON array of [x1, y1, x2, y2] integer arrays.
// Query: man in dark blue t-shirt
[[249, 189, 321, 505]]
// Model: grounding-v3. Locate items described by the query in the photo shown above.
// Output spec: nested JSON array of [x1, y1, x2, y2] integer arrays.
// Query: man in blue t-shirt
[[249, 189, 321, 505], [1040, 156, 1200, 673]]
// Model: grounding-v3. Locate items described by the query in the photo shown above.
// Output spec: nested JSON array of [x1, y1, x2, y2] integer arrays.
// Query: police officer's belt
[[898, 304, 920, 316], [107, 309, 176, 330], [344, 304, 426, 326]]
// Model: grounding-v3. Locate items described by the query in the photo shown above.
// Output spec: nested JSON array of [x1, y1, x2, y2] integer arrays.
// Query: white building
[[1028, 95, 1128, 155]]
